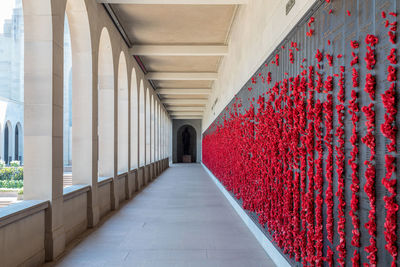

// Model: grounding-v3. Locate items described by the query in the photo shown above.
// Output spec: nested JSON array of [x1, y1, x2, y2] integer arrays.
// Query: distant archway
[[14, 122, 23, 162], [139, 80, 145, 167], [4, 121, 11, 164], [117, 52, 129, 173], [150, 95, 154, 163], [130, 69, 138, 169], [98, 27, 114, 178], [177, 125, 196, 163], [145, 88, 150, 164]]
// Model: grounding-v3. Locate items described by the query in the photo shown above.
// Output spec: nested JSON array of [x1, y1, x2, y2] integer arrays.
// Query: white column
[[23, 0, 66, 260], [66, 0, 99, 227]]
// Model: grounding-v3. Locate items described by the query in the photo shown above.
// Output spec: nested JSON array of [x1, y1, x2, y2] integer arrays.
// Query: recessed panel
[[153, 80, 213, 88], [112, 4, 236, 45], [141, 56, 220, 72]]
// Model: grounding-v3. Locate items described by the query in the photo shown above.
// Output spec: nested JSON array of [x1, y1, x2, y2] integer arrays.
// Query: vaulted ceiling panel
[[153, 80, 213, 89], [140, 56, 221, 72], [112, 4, 236, 44]]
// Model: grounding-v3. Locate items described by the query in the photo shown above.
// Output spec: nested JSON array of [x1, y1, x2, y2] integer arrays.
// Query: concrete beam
[[146, 72, 218, 81], [172, 116, 203, 120], [157, 89, 212, 95], [170, 111, 203, 116], [162, 99, 208, 105], [129, 45, 228, 56], [98, 0, 247, 4], [166, 106, 205, 112]]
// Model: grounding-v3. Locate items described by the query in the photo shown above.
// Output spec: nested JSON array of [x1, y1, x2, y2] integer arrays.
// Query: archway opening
[[145, 88, 150, 164], [130, 69, 138, 170], [4, 123, 10, 164], [14, 123, 22, 162], [98, 27, 114, 178], [64, 0, 93, 186], [150, 95, 154, 163], [139, 81, 145, 167], [63, 15, 72, 174], [177, 125, 196, 163], [117, 52, 128, 174]]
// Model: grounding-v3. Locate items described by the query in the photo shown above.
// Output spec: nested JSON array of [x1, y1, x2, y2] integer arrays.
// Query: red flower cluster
[[351, 40, 360, 49], [364, 73, 376, 100], [362, 102, 377, 266], [387, 65, 397, 81], [388, 21, 397, 44], [352, 68, 359, 87], [335, 75, 346, 266], [351, 51, 359, 66], [381, 27, 398, 265], [315, 49, 323, 62], [326, 53, 333, 66], [387, 48, 397, 64], [365, 46, 376, 69], [289, 49, 294, 64], [348, 89, 360, 266], [203, 7, 398, 267]]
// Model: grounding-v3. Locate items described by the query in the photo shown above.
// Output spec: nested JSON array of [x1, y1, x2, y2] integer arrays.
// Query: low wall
[[98, 177, 113, 219], [116, 173, 127, 203], [128, 170, 137, 196], [63, 185, 90, 245], [0, 201, 48, 267]]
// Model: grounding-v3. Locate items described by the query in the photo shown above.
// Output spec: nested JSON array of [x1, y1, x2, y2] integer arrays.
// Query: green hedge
[[0, 167, 23, 181], [0, 180, 23, 188]]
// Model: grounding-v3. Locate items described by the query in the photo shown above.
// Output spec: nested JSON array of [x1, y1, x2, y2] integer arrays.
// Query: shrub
[[0, 167, 23, 181], [10, 161, 20, 167], [0, 180, 23, 188]]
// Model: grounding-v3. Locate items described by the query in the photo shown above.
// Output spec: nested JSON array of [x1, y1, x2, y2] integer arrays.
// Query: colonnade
[[21, 0, 172, 261]]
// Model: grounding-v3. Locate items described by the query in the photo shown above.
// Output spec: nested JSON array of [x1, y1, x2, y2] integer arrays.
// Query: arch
[[162, 111, 165, 158], [164, 112, 168, 159], [65, 0, 94, 183], [150, 94, 155, 163], [98, 27, 114, 178], [63, 15, 73, 170], [4, 121, 12, 164], [155, 102, 160, 161], [117, 52, 129, 173], [130, 68, 138, 170], [139, 80, 145, 167], [14, 122, 23, 163], [158, 105, 162, 160], [145, 88, 151, 164]]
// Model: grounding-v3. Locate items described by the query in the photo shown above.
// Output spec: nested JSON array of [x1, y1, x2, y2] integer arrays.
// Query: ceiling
[[99, 0, 247, 120]]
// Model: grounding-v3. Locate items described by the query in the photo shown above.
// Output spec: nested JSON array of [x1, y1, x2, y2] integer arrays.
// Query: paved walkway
[[50, 164, 275, 267]]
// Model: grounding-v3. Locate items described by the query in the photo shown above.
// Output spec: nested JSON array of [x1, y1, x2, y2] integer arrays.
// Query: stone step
[[63, 174, 73, 188]]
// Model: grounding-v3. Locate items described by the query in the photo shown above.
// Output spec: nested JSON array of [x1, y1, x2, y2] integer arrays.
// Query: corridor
[[51, 164, 275, 267]]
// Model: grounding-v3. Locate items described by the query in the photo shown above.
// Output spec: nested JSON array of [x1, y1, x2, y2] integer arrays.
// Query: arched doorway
[[14, 123, 22, 162], [98, 27, 114, 178], [4, 123, 10, 164], [177, 125, 196, 163]]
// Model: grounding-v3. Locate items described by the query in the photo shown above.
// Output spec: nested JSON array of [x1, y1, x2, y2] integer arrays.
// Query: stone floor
[[49, 163, 275, 267]]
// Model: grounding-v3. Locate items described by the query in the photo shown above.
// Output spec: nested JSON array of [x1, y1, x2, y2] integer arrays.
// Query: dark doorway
[[15, 125, 19, 161], [4, 124, 9, 164], [177, 125, 196, 163]]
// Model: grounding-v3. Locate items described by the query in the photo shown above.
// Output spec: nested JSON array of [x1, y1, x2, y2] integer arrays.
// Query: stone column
[[67, 0, 99, 228], [23, 0, 67, 260], [112, 52, 119, 211]]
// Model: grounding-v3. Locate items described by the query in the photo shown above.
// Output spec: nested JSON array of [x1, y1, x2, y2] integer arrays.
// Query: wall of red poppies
[[202, 0, 399, 266]]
